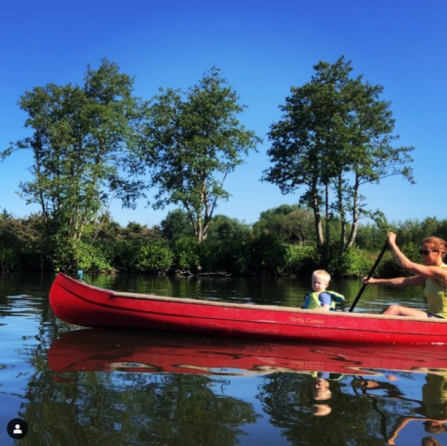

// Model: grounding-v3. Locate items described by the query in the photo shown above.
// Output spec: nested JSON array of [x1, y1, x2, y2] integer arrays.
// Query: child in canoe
[[302, 270, 345, 311]]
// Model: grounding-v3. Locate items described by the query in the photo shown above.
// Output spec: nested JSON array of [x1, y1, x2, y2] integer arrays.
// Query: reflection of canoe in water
[[49, 273, 447, 344], [47, 329, 447, 377]]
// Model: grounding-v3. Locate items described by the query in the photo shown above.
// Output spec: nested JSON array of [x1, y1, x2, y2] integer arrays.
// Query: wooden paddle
[[349, 240, 389, 312]]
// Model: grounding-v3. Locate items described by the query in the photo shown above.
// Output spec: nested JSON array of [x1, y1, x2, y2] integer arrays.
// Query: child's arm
[[319, 292, 332, 311]]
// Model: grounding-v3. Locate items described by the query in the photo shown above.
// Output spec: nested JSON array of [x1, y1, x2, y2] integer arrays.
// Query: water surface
[[0, 273, 445, 446]]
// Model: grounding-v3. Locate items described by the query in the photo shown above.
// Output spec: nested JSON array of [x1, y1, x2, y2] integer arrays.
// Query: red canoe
[[48, 329, 447, 377], [49, 273, 447, 344]]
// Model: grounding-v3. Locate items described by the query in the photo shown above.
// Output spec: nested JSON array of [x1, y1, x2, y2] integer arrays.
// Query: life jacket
[[311, 371, 344, 381], [302, 291, 345, 311]]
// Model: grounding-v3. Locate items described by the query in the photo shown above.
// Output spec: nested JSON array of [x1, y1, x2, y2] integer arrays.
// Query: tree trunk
[[312, 193, 324, 248], [324, 183, 330, 258], [337, 174, 346, 256], [346, 175, 360, 249]]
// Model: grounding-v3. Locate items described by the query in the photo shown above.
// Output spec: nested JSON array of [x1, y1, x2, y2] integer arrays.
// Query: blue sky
[[1, 0, 446, 227]]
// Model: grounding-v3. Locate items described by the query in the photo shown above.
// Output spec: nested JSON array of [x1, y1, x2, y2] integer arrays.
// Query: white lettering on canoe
[[290, 316, 325, 324]]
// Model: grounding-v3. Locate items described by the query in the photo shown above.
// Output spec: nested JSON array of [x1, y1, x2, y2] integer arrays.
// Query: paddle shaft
[[349, 240, 389, 312]]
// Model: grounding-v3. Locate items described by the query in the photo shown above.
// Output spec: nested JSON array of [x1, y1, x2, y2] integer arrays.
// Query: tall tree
[[253, 204, 315, 245], [262, 56, 414, 257], [2, 59, 144, 269], [138, 67, 261, 242]]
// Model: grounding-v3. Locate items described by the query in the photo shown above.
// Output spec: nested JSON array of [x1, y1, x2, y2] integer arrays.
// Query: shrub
[[106, 240, 140, 272], [248, 233, 290, 275], [284, 245, 316, 276], [136, 243, 173, 274], [333, 247, 375, 278], [0, 243, 18, 271], [375, 242, 422, 278], [72, 241, 112, 273], [172, 237, 200, 270], [199, 215, 252, 274]]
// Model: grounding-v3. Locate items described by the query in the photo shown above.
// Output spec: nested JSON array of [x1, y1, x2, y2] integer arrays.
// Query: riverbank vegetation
[[0, 206, 444, 278], [1, 57, 420, 277]]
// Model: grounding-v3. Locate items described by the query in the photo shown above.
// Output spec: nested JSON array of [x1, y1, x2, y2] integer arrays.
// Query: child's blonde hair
[[312, 270, 331, 283]]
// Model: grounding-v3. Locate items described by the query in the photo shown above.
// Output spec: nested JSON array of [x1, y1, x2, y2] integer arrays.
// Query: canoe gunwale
[[66, 274, 447, 323]]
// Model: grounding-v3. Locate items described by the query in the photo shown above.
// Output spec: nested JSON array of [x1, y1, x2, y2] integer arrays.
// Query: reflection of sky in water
[[398, 421, 441, 444], [0, 311, 42, 446], [1, 274, 447, 446], [215, 375, 290, 446]]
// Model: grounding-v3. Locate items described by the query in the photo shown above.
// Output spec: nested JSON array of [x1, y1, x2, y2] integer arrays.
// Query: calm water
[[1, 273, 447, 446]]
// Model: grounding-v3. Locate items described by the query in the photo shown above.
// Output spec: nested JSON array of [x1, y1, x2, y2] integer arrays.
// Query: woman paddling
[[364, 232, 447, 318]]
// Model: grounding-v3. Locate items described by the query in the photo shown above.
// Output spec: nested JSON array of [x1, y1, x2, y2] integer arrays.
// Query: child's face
[[312, 378, 331, 400], [312, 275, 328, 292]]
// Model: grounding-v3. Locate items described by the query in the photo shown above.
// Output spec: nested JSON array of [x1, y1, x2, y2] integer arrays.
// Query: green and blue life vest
[[302, 291, 345, 311], [311, 371, 344, 381]]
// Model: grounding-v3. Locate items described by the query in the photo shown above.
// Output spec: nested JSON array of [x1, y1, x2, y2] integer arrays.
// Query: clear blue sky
[[1, 0, 446, 227]]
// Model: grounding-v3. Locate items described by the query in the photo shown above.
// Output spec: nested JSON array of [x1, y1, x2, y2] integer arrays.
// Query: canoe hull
[[49, 273, 447, 344]]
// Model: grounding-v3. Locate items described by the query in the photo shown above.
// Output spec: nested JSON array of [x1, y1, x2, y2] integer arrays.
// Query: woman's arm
[[388, 233, 447, 283], [387, 417, 419, 444], [366, 275, 426, 289]]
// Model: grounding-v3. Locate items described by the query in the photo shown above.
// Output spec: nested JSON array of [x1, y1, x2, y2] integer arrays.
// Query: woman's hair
[[423, 236, 447, 258], [422, 436, 442, 446]]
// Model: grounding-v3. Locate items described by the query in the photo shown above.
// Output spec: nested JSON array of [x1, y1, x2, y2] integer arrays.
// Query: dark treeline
[[0, 205, 444, 278]]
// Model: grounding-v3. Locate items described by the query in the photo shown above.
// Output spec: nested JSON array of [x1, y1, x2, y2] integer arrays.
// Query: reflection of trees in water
[[257, 372, 389, 446], [7, 276, 252, 445], [3, 276, 248, 445], [19, 370, 259, 446]]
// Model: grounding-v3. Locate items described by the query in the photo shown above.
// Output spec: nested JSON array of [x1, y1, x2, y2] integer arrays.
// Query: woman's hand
[[363, 276, 377, 285], [387, 232, 397, 246]]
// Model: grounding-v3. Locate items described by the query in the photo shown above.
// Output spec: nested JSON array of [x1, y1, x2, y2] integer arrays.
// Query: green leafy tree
[[253, 204, 315, 245], [139, 67, 261, 242], [396, 217, 440, 246], [200, 214, 252, 273], [263, 56, 414, 261], [3, 59, 144, 270], [161, 209, 195, 242], [248, 233, 291, 276], [104, 220, 162, 272], [355, 222, 388, 250]]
